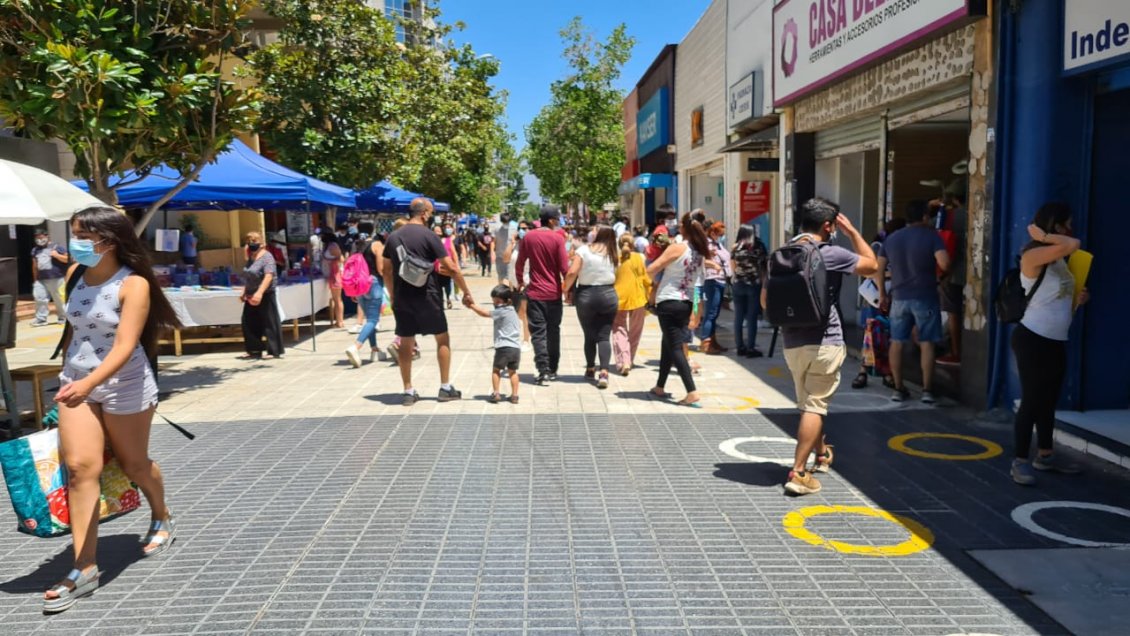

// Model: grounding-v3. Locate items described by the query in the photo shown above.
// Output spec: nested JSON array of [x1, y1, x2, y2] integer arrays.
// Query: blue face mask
[[69, 238, 104, 267], [518, 230, 528, 239]]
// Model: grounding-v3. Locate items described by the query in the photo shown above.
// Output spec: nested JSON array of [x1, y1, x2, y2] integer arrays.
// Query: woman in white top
[[1010, 202, 1089, 486], [45, 206, 182, 613], [563, 226, 620, 388], [646, 214, 710, 406]]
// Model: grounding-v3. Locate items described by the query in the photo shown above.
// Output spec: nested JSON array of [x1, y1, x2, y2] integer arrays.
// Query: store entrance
[[1081, 87, 1130, 410]]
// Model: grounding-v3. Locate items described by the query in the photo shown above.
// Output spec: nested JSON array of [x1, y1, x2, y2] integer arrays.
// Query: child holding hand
[[468, 285, 523, 404]]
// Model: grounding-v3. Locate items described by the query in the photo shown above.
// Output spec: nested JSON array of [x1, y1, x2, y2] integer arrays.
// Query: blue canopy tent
[[355, 180, 450, 213], [73, 140, 357, 352], [73, 139, 355, 210]]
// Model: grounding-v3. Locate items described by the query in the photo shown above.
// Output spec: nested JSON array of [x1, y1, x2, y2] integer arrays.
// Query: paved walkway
[[1, 273, 1127, 635]]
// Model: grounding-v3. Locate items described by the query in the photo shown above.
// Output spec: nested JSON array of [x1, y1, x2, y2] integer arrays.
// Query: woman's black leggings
[[1011, 324, 1067, 459], [656, 299, 696, 393], [574, 285, 618, 370]]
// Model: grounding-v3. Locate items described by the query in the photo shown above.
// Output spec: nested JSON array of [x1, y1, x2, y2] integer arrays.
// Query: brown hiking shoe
[[784, 470, 822, 496], [813, 446, 834, 473]]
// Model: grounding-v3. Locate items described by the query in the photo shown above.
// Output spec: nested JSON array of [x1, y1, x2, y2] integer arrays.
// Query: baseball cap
[[539, 204, 561, 220]]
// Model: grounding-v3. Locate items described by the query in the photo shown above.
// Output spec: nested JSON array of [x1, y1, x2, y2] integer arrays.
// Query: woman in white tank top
[[1009, 203, 1090, 486], [563, 227, 620, 387]]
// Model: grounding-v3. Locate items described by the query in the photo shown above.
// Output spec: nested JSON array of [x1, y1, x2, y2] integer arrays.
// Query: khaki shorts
[[783, 344, 847, 416]]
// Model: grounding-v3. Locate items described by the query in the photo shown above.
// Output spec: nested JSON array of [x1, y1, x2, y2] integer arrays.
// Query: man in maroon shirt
[[516, 205, 569, 385]]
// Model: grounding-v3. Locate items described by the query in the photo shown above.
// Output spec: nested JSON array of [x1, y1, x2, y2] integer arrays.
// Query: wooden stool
[[9, 364, 61, 430]]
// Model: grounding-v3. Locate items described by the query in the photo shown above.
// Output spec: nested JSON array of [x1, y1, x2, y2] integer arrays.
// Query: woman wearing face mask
[[1009, 202, 1089, 486], [563, 226, 620, 388], [435, 224, 458, 309], [239, 232, 285, 360], [44, 206, 182, 613], [699, 222, 732, 355]]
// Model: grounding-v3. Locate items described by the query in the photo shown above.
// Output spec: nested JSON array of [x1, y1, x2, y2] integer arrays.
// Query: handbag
[[0, 410, 141, 538]]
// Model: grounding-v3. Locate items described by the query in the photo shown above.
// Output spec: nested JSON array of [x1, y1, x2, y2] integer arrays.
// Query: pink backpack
[[342, 251, 373, 298]]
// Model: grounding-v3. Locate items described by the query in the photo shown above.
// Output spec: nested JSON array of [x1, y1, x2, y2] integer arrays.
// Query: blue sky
[[440, 0, 712, 200]]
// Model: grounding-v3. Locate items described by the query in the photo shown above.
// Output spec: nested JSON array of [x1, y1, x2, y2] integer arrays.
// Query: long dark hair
[[71, 206, 181, 356], [592, 226, 619, 267], [1033, 202, 1071, 234], [680, 212, 711, 258], [733, 224, 756, 251]]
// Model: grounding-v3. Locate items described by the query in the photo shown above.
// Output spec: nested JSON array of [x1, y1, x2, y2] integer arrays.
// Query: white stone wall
[[674, 0, 728, 215]]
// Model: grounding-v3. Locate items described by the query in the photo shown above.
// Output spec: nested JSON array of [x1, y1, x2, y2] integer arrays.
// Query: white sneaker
[[345, 347, 362, 368], [347, 325, 362, 334], [369, 349, 380, 363]]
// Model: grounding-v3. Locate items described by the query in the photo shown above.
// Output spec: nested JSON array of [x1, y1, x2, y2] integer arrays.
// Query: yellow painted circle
[[888, 433, 1003, 461], [698, 392, 760, 412], [783, 505, 935, 557]]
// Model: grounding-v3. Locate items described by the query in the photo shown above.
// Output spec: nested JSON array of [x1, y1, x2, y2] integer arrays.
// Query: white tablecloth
[[165, 283, 330, 328]]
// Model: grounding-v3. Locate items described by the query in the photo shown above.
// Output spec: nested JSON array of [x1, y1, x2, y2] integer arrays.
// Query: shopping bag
[[865, 317, 892, 377], [0, 428, 141, 538]]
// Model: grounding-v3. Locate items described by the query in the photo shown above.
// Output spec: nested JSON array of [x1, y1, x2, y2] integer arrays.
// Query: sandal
[[649, 388, 672, 400], [141, 513, 177, 558], [509, 395, 519, 404], [677, 398, 702, 408], [43, 566, 99, 613], [882, 375, 897, 390], [584, 367, 596, 380], [851, 372, 868, 389], [488, 393, 501, 404]]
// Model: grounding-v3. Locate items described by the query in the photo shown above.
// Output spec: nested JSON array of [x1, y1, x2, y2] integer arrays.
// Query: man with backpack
[[877, 200, 950, 404], [763, 197, 878, 496], [382, 198, 475, 405]]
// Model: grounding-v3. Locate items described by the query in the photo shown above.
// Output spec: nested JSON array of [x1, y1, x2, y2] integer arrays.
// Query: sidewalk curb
[[1054, 421, 1130, 470]]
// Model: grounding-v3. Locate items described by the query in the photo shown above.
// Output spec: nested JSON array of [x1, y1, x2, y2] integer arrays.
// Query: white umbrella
[[0, 159, 104, 225]]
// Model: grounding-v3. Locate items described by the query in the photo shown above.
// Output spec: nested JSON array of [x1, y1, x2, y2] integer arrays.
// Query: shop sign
[[740, 180, 772, 222], [773, 0, 982, 106], [637, 87, 670, 157], [286, 211, 311, 243], [1064, 0, 1130, 74], [728, 72, 763, 130]]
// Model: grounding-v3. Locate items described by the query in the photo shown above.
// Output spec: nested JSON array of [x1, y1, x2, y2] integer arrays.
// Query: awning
[[355, 180, 450, 213], [618, 172, 676, 195], [719, 120, 780, 154]]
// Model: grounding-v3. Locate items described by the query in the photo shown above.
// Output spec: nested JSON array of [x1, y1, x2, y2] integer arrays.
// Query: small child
[[469, 285, 522, 404]]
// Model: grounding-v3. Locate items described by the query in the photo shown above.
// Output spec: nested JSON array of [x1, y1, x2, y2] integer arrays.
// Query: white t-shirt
[[576, 245, 617, 286]]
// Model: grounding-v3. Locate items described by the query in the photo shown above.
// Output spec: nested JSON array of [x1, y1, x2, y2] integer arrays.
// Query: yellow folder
[[1068, 250, 1093, 308]]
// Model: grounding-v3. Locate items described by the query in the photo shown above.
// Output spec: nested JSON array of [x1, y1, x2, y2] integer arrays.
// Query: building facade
[[619, 45, 677, 227], [772, 0, 991, 405], [674, 0, 727, 225]]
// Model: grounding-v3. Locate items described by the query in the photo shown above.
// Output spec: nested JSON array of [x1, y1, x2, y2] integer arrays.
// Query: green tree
[[250, 0, 407, 189], [392, 7, 510, 214], [0, 0, 260, 233], [526, 18, 634, 213]]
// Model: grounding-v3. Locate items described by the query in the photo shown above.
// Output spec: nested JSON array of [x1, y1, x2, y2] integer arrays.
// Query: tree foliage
[[525, 18, 634, 212], [252, 0, 514, 214], [0, 0, 260, 232]]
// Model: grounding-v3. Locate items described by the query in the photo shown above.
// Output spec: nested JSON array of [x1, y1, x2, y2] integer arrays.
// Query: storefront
[[773, 0, 990, 403], [992, 0, 1130, 419], [674, 0, 726, 225], [721, 0, 780, 248], [619, 88, 642, 225], [620, 45, 677, 227]]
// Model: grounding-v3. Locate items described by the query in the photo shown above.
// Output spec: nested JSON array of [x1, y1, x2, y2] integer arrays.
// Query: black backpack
[[996, 261, 1046, 324], [766, 239, 833, 328]]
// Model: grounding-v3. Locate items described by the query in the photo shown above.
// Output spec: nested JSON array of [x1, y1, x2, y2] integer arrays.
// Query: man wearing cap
[[30, 229, 68, 326], [516, 205, 569, 385]]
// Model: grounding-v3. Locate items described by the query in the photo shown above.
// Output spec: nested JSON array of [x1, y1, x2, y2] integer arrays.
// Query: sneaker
[[438, 386, 462, 402], [347, 324, 362, 335], [1011, 459, 1037, 485], [345, 347, 362, 368], [584, 368, 596, 380], [937, 354, 960, 365], [784, 470, 822, 496], [746, 349, 764, 358], [596, 372, 609, 389], [386, 343, 400, 364], [813, 447, 834, 473], [30, 320, 48, 328], [535, 374, 550, 386], [1032, 453, 1082, 474], [402, 391, 419, 406], [547, 372, 558, 382], [891, 386, 911, 402], [920, 390, 937, 405], [369, 349, 380, 363]]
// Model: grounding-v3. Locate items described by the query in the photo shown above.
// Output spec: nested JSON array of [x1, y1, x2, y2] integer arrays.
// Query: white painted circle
[[1011, 501, 1130, 548], [719, 436, 810, 466]]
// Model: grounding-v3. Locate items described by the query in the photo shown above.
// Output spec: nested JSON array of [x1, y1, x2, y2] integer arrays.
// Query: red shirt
[[516, 228, 568, 301]]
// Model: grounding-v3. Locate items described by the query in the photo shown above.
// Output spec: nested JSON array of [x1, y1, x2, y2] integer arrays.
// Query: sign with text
[[728, 71, 764, 130], [740, 180, 772, 223], [637, 87, 670, 158], [773, 0, 980, 106], [1064, 0, 1130, 74]]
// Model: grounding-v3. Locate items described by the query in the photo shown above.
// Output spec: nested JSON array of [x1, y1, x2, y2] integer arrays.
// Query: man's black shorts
[[393, 294, 448, 337], [493, 346, 521, 371]]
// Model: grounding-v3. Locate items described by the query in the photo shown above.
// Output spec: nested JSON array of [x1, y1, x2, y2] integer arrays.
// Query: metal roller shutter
[[814, 117, 883, 159], [887, 82, 971, 130]]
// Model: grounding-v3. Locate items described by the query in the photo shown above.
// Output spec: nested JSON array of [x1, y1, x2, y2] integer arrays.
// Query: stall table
[[161, 282, 329, 355]]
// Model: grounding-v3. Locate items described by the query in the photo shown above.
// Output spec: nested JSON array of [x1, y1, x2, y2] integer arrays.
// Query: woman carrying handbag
[[44, 206, 181, 613]]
